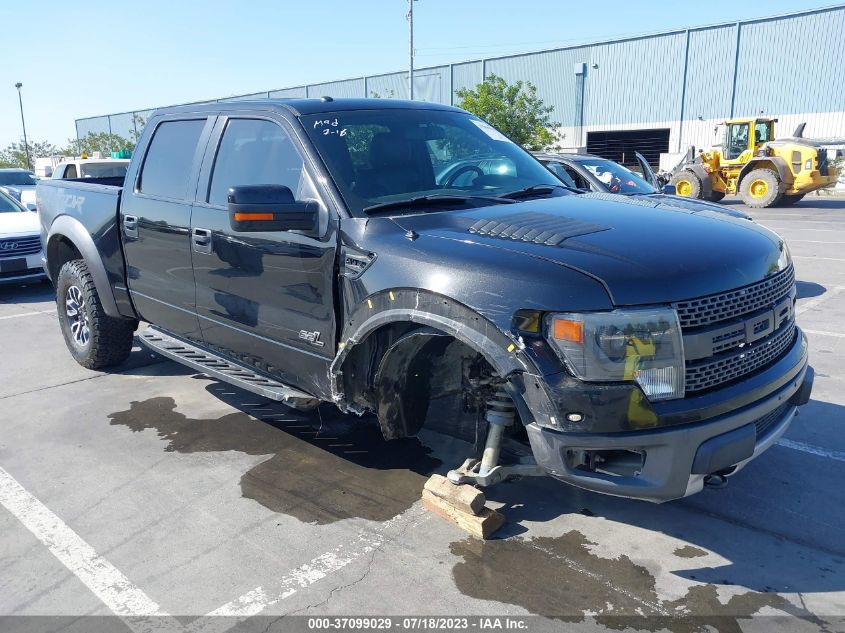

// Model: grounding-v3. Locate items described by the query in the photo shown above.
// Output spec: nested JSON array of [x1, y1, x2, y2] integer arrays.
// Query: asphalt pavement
[[1, 196, 844, 633]]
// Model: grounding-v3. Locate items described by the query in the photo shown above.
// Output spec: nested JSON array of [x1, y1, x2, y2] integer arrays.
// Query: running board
[[140, 327, 316, 405]]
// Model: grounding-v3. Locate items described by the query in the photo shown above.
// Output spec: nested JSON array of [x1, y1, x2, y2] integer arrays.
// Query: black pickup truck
[[37, 98, 812, 501]]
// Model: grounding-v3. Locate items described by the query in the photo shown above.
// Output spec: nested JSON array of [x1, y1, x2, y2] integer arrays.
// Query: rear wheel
[[56, 259, 137, 369], [739, 168, 784, 208], [671, 171, 703, 199], [781, 193, 805, 206]]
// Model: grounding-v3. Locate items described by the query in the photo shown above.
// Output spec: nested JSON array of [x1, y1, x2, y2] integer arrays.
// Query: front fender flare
[[47, 215, 121, 318], [330, 288, 558, 427]]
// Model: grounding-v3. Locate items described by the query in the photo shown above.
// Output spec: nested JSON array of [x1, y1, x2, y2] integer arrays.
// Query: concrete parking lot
[[1, 198, 844, 632]]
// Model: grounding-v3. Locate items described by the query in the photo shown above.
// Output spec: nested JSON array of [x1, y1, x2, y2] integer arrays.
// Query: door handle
[[192, 228, 212, 254], [123, 215, 138, 239]]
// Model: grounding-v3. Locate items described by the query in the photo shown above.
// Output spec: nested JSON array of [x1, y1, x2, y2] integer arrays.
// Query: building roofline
[[76, 3, 845, 123]]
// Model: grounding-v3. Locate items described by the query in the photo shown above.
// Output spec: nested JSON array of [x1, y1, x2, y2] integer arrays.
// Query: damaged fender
[[329, 288, 559, 436]]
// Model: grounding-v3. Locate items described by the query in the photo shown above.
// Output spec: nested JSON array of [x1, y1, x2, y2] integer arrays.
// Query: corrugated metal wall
[[77, 5, 845, 147]]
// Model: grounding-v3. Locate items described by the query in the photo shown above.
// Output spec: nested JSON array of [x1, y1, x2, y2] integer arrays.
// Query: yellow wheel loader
[[670, 118, 840, 208]]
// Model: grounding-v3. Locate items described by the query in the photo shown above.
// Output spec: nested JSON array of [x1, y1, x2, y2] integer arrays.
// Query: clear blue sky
[[1, 0, 837, 148]]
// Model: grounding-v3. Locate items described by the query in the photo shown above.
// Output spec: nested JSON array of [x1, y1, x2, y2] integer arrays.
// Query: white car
[[0, 189, 45, 285], [51, 158, 130, 180], [0, 168, 38, 210]]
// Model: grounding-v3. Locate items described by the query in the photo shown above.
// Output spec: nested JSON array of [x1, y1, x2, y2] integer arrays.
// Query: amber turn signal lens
[[234, 212, 274, 221], [552, 318, 583, 343]]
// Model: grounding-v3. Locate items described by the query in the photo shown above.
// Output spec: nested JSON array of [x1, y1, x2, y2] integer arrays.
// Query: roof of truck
[[154, 98, 465, 118]]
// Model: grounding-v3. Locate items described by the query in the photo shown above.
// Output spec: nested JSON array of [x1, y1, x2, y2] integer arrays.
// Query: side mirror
[[662, 184, 676, 195], [227, 185, 318, 233]]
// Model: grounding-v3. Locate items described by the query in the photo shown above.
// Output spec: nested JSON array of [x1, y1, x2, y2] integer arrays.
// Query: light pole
[[14, 82, 32, 171], [407, 0, 416, 100]]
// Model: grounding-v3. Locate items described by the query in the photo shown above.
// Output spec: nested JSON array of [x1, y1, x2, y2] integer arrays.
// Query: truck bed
[[36, 176, 127, 291]]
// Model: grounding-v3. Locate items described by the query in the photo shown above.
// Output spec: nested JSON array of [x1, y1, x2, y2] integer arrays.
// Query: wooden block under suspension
[[421, 489, 505, 539], [423, 474, 486, 515]]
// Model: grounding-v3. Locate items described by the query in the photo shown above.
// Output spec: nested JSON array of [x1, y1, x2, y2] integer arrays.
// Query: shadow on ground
[[106, 380, 441, 524], [0, 281, 54, 304]]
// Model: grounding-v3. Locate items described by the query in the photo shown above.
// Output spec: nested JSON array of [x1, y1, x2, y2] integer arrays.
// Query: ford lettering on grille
[[677, 265, 797, 394]]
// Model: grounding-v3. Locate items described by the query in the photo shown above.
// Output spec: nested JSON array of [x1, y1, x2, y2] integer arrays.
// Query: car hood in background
[[0, 211, 40, 237], [579, 191, 752, 220], [387, 195, 785, 306]]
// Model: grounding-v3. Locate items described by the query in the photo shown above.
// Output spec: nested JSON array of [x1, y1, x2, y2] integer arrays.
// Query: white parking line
[[188, 512, 427, 633], [796, 286, 845, 315], [777, 439, 845, 463], [793, 256, 845, 263], [0, 465, 182, 632], [789, 240, 845, 244], [803, 329, 845, 339], [0, 309, 55, 320]]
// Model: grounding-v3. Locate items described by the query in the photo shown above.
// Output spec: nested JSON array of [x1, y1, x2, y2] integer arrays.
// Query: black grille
[[468, 212, 609, 246], [753, 402, 791, 439], [674, 266, 795, 328], [0, 236, 41, 258], [685, 322, 796, 393]]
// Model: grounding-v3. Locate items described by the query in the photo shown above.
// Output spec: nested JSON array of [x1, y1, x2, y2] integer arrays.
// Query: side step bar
[[140, 326, 317, 406]]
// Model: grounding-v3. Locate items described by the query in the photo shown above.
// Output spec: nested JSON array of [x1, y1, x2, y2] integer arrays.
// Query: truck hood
[[0, 211, 39, 237], [387, 195, 788, 306]]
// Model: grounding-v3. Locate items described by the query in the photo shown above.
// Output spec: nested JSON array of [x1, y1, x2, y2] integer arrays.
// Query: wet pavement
[[1, 197, 844, 631]]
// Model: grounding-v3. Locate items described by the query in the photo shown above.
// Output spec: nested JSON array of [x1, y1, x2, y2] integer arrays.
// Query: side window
[[208, 119, 307, 206], [65, 165, 77, 179], [139, 119, 206, 200]]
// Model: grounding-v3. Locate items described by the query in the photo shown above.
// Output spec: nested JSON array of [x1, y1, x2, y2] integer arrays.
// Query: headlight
[[546, 308, 685, 401]]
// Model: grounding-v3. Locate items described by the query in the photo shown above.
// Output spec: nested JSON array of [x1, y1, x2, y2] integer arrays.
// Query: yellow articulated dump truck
[[670, 118, 840, 208]]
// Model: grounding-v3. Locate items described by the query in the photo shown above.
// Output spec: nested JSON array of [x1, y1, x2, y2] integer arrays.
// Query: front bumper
[[525, 328, 812, 502], [0, 252, 46, 286]]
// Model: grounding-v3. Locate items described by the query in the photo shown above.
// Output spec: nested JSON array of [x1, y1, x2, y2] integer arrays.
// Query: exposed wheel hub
[[676, 180, 692, 196], [749, 179, 769, 198], [65, 285, 90, 347]]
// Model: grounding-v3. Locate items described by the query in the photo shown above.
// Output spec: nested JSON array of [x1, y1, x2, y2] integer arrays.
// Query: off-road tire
[[56, 259, 137, 369], [705, 191, 726, 203], [671, 170, 703, 199], [781, 193, 805, 206], [739, 168, 785, 208]]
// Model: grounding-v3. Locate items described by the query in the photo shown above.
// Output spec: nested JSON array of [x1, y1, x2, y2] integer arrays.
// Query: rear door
[[121, 116, 216, 339], [189, 114, 338, 394]]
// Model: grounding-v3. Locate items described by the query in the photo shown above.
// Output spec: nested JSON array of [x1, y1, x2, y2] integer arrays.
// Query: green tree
[[455, 74, 559, 150], [0, 140, 63, 169], [64, 132, 134, 157]]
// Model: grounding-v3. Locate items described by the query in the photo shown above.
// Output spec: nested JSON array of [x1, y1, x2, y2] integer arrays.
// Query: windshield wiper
[[363, 194, 514, 215], [498, 183, 576, 199]]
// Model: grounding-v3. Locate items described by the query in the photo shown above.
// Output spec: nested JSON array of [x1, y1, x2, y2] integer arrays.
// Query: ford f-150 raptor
[[37, 98, 812, 501]]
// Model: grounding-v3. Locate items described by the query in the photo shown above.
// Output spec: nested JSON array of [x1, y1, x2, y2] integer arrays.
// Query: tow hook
[[703, 473, 729, 489]]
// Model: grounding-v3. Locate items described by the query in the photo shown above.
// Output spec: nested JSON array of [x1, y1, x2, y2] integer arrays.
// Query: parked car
[[51, 158, 130, 180], [0, 168, 38, 210], [37, 99, 810, 502], [534, 152, 751, 219], [0, 189, 45, 285]]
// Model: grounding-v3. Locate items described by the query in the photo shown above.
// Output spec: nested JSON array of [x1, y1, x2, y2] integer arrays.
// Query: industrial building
[[76, 4, 845, 169]]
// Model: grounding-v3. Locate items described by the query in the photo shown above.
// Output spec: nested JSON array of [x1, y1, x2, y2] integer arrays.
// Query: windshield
[[80, 162, 129, 178], [0, 190, 25, 212], [578, 159, 655, 194], [301, 109, 565, 216], [0, 171, 37, 186]]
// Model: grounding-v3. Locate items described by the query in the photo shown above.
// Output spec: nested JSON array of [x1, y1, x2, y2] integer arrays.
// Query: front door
[[121, 116, 215, 339], [190, 116, 338, 395]]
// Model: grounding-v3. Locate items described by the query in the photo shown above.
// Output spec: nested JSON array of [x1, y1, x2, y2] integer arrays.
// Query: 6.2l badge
[[298, 330, 325, 347]]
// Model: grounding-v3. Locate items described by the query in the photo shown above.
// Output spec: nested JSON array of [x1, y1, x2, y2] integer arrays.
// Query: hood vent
[[468, 211, 609, 246]]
